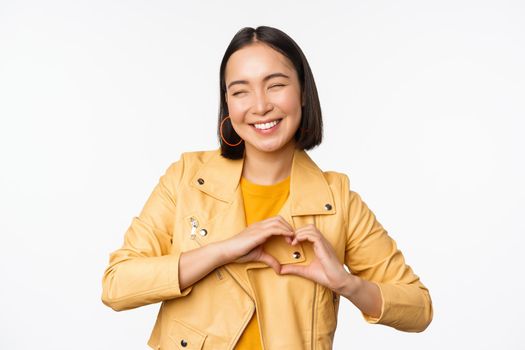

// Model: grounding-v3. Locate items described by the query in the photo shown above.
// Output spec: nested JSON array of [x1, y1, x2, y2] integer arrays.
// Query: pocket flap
[[169, 318, 207, 350]]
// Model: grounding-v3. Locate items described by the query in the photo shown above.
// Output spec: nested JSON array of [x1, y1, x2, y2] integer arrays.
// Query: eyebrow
[[226, 72, 290, 90]]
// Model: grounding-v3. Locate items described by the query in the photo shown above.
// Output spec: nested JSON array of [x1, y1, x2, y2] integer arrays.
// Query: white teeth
[[254, 119, 279, 130]]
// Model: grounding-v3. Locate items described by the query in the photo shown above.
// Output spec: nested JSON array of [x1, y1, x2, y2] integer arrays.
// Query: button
[[199, 228, 207, 236], [292, 251, 301, 259], [181, 339, 188, 347], [324, 203, 332, 210], [197, 178, 205, 185]]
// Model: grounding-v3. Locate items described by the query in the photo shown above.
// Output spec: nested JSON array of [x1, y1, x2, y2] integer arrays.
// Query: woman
[[102, 26, 433, 350]]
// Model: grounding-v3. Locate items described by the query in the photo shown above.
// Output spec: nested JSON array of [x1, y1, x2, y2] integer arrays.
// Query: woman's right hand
[[222, 215, 295, 274]]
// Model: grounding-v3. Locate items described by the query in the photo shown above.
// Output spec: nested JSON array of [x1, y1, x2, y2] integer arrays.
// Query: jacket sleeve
[[101, 155, 193, 311], [343, 182, 433, 332]]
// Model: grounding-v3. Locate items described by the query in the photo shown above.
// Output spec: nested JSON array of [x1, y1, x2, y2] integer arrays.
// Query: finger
[[291, 230, 320, 245], [262, 226, 295, 239], [266, 215, 294, 231], [293, 224, 318, 234], [277, 215, 294, 231], [257, 218, 288, 231], [258, 251, 281, 274], [291, 229, 322, 245], [265, 219, 294, 234], [250, 225, 293, 246], [279, 263, 309, 278], [292, 232, 337, 262], [269, 229, 295, 239], [293, 226, 319, 236]]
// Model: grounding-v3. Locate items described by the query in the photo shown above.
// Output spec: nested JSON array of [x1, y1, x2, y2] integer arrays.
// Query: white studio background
[[0, 1, 523, 349]]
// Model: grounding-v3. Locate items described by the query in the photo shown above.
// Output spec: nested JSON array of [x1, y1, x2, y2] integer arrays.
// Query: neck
[[242, 141, 296, 185]]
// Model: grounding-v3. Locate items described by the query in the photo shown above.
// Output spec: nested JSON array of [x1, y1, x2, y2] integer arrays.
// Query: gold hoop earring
[[220, 116, 243, 147]]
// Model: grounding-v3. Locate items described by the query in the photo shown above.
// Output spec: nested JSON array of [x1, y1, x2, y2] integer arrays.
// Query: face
[[224, 42, 303, 155]]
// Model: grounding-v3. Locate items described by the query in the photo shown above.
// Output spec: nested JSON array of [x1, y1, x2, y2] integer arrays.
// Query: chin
[[253, 145, 278, 153], [255, 140, 294, 154]]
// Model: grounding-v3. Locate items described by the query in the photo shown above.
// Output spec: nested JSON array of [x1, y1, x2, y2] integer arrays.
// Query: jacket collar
[[190, 147, 335, 216]]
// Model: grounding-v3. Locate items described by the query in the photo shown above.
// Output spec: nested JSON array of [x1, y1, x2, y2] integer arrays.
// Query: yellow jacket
[[101, 147, 433, 350]]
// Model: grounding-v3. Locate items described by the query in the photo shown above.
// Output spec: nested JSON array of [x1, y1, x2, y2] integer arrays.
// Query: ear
[[301, 90, 306, 107]]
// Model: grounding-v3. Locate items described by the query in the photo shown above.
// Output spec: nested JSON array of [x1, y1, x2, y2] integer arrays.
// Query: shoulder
[[313, 161, 359, 224], [167, 148, 220, 171], [322, 170, 351, 191], [300, 150, 352, 192], [179, 148, 220, 165], [322, 170, 373, 227], [161, 148, 220, 187], [322, 170, 352, 217]]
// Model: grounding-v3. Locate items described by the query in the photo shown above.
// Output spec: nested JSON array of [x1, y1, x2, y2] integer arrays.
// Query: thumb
[[258, 251, 281, 274], [279, 264, 308, 277]]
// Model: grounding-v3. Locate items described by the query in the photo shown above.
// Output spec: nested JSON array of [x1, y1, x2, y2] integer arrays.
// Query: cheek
[[274, 90, 302, 114], [227, 99, 250, 121]]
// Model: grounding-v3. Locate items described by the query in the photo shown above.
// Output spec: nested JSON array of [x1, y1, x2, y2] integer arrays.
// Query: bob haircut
[[218, 26, 323, 160]]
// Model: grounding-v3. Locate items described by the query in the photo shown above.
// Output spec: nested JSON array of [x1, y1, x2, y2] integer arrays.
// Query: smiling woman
[[217, 27, 322, 164], [224, 42, 303, 164], [101, 26, 433, 350]]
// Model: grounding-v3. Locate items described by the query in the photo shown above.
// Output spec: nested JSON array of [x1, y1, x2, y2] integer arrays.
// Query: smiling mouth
[[250, 118, 283, 130]]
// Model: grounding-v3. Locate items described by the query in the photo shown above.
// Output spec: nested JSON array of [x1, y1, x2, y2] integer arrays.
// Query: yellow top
[[234, 174, 291, 350]]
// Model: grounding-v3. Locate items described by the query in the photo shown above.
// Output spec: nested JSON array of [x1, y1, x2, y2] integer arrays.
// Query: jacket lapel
[[189, 147, 336, 267]]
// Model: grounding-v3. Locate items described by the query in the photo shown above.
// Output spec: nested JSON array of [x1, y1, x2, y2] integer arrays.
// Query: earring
[[220, 116, 243, 147]]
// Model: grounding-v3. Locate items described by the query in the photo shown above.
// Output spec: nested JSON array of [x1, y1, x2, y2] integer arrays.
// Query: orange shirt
[[234, 174, 291, 350]]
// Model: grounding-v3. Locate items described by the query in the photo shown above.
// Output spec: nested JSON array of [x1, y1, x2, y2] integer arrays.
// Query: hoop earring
[[220, 116, 243, 147]]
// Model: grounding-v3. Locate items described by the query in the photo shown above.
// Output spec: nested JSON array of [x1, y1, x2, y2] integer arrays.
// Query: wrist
[[212, 240, 234, 265], [335, 272, 362, 298]]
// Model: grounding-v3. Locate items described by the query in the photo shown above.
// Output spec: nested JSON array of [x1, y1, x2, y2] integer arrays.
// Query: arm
[[178, 241, 229, 291], [101, 156, 226, 311], [335, 272, 383, 319], [343, 188, 433, 332]]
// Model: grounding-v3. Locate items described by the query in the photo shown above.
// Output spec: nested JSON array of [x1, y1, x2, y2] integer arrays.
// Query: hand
[[279, 224, 351, 291], [223, 215, 295, 274]]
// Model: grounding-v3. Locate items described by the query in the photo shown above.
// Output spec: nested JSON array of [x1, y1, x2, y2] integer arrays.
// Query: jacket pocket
[[168, 318, 207, 350]]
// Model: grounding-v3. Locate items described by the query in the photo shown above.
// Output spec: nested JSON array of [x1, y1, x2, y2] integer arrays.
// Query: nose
[[252, 91, 274, 116]]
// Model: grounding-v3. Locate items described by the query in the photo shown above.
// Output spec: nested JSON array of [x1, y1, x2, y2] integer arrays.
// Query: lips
[[250, 118, 283, 129], [254, 119, 282, 130]]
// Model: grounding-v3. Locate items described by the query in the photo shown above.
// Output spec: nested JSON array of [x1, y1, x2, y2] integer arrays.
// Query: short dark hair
[[217, 26, 323, 160]]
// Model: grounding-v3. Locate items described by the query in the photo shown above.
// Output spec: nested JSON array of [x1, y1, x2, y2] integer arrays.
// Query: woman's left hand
[[279, 224, 351, 292]]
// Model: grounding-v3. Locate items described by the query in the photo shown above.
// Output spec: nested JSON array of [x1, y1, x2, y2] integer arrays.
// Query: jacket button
[[324, 203, 332, 210], [292, 251, 301, 259], [199, 228, 208, 236], [197, 178, 205, 185], [180, 339, 188, 347]]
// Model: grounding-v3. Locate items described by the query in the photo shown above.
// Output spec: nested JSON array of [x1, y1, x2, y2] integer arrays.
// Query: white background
[[1, 1, 524, 349]]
